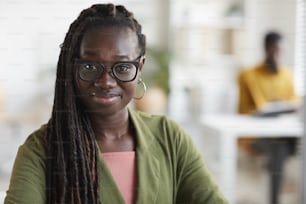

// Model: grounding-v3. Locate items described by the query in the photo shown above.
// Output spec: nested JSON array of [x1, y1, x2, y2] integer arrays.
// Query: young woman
[[5, 4, 227, 204]]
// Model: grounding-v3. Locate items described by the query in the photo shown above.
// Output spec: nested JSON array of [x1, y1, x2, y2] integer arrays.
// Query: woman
[[5, 4, 227, 204]]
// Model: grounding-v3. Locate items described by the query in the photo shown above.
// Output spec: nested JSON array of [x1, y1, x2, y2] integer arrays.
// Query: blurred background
[[0, 0, 305, 203]]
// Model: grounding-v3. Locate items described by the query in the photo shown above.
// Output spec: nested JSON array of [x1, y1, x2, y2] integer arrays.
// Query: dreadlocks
[[46, 4, 146, 204]]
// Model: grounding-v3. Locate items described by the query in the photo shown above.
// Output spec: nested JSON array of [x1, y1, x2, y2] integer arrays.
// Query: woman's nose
[[94, 70, 117, 88]]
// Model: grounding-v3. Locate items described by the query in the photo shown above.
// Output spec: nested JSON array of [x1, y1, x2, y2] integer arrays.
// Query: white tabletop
[[201, 113, 304, 137]]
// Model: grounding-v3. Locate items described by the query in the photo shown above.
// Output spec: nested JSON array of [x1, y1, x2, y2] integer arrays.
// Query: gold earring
[[133, 78, 147, 100]]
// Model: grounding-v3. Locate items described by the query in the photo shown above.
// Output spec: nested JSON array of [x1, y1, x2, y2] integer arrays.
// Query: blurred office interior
[[0, 0, 305, 203]]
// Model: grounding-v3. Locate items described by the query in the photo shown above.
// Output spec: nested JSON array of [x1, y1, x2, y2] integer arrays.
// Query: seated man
[[237, 31, 300, 204]]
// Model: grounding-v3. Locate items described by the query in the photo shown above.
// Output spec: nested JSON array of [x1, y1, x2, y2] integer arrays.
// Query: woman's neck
[[89, 108, 130, 141]]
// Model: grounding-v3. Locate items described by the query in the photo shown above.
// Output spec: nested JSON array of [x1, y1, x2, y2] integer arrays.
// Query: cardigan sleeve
[[166, 119, 228, 204], [4, 128, 46, 204]]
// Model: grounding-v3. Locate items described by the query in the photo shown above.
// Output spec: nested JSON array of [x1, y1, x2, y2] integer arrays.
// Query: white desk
[[201, 114, 303, 204]]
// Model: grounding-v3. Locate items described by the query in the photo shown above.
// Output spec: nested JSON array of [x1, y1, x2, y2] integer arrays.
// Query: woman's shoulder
[[129, 109, 180, 129], [20, 124, 48, 154], [129, 109, 187, 143]]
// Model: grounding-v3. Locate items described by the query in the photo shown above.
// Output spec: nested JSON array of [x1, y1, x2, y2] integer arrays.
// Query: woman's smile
[[90, 91, 121, 105]]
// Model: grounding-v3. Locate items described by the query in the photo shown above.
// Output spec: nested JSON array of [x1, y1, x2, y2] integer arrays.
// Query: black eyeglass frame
[[74, 55, 143, 83]]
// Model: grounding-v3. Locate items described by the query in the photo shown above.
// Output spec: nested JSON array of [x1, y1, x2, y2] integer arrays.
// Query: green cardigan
[[5, 109, 227, 204]]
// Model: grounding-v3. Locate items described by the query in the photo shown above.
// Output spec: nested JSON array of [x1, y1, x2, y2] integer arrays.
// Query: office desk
[[201, 114, 303, 204]]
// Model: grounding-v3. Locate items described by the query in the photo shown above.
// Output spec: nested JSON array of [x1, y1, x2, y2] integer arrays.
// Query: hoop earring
[[133, 78, 147, 100]]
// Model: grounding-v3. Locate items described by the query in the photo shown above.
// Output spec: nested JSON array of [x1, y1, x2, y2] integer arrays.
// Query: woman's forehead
[[79, 26, 139, 59], [81, 26, 138, 46]]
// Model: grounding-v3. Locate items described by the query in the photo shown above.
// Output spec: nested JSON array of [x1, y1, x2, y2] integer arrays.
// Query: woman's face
[[75, 26, 143, 116]]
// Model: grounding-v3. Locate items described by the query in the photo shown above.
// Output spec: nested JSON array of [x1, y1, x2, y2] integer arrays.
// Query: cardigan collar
[[128, 108, 161, 203], [98, 109, 161, 204]]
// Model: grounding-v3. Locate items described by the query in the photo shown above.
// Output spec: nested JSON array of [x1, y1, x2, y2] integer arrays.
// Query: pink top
[[102, 152, 137, 204]]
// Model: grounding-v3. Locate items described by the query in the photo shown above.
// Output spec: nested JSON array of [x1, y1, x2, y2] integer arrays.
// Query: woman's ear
[[139, 55, 146, 71]]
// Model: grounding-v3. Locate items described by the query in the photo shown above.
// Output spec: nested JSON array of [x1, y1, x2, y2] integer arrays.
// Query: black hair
[[46, 4, 146, 204]]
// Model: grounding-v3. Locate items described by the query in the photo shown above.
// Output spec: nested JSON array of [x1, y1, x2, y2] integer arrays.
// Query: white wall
[[0, 1, 83, 117], [243, 0, 297, 68]]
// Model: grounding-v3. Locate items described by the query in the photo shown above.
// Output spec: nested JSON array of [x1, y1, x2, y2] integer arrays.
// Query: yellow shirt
[[238, 63, 297, 114]]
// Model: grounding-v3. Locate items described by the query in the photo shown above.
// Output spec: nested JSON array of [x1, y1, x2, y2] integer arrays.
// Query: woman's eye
[[116, 64, 131, 73], [83, 63, 97, 71]]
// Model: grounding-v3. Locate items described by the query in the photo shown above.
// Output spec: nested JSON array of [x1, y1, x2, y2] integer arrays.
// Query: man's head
[[264, 31, 282, 63]]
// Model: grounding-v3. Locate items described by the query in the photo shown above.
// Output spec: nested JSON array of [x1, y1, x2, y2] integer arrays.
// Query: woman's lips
[[90, 92, 120, 105]]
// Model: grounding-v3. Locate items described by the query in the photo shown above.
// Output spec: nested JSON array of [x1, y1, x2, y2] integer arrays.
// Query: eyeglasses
[[74, 56, 143, 82]]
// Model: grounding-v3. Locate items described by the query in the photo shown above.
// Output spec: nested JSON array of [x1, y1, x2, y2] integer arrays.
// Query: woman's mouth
[[90, 92, 120, 105]]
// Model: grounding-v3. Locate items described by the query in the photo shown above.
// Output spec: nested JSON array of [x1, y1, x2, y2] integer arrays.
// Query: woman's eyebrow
[[82, 50, 98, 56], [115, 54, 130, 60], [81, 51, 131, 60]]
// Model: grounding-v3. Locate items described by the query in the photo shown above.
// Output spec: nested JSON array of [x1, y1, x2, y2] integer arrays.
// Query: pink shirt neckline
[[102, 151, 135, 155], [102, 151, 137, 204]]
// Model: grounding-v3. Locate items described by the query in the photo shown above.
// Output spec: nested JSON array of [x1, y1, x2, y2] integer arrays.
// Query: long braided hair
[[46, 4, 146, 204]]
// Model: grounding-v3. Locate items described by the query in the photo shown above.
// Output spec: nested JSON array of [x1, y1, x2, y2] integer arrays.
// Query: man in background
[[237, 31, 300, 204]]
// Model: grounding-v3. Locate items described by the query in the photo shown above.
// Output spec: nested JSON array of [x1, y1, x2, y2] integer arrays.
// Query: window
[[294, 0, 306, 96]]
